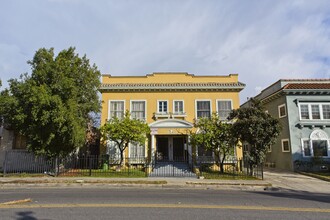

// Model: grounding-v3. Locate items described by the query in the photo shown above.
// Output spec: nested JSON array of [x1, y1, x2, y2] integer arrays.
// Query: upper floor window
[[173, 100, 184, 114], [278, 104, 287, 118], [158, 100, 168, 114], [109, 100, 124, 119], [196, 100, 211, 118], [217, 100, 232, 120], [299, 103, 330, 120], [131, 101, 146, 120]]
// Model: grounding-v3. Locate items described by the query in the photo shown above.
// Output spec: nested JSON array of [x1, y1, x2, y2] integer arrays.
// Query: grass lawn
[[201, 170, 260, 180], [57, 168, 147, 178], [299, 171, 330, 182]]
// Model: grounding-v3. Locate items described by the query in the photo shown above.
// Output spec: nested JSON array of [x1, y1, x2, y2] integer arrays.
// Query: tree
[[0, 47, 101, 157], [228, 99, 281, 173], [101, 111, 150, 166], [191, 113, 237, 173]]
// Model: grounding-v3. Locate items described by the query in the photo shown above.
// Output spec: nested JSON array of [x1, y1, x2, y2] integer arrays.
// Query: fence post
[[3, 150, 7, 176], [89, 156, 92, 176], [55, 156, 58, 177]]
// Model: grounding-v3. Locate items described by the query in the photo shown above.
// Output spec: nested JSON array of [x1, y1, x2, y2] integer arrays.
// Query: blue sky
[[1, 0, 330, 103]]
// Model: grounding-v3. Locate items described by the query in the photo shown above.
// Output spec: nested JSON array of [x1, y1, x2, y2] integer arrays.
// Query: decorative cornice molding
[[99, 82, 245, 92]]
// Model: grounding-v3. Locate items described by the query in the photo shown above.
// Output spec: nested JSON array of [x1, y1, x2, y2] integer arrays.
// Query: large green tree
[[101, 111, 150, 166], [191, 113, 237, 173], [0, 47, 101, 157], [229, 99, 281, 173]]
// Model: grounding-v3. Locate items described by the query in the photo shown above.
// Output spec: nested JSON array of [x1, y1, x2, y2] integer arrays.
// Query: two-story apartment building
[[242, 79, 330, 171], [99, 72, 245, 166]]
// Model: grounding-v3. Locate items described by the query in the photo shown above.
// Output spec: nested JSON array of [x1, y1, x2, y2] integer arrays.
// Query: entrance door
[[173, 137, 184, 161], [157, 137, 168, 161]]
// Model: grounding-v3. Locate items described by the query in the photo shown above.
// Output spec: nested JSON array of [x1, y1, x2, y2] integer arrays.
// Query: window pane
[[282, 140, 290, 151], [311, 105, 320, 119], [158, 101, 167, 113], [322, 104, 330, 119], [303, 140, 311, 156], [218, 100, 232, 120], [130, 143, 145, 158], [279, 105, 286, 117], [110, 101, 124, 118], [312, 140, 328, 157], [300, 104, 309, 119], [174, 101, 183, 113], [197, 101, 211, 118], [132, 101, 145, 120]]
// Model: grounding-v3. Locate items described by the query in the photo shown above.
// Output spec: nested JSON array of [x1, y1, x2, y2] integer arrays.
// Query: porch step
[[149, 162, 197, 177]]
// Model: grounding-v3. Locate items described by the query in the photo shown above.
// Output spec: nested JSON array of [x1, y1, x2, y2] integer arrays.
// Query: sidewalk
[[0, 176, 270, 190], [0, 169, 329, 193]]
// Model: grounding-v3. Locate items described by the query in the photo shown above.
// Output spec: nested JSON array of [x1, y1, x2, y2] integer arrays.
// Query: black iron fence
[[3, 150, 147, 177], [2, 150, 263, 179], [197, 157, 263, 180]]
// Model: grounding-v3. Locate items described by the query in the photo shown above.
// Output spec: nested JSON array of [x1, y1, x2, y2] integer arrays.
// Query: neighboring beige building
[[99, 72, 245, 165]]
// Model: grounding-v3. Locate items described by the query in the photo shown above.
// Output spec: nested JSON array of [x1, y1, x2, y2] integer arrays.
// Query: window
[[311, 105, 320, 119], [106, 141, 120, 161], [217, 100, 232, 120], [322, 104, 330, 119], [196, 100, 211, 118], [278, 104, 286, 118], [302, 140, 312, 157], [131, 101, 146, 120], [109, 101, 124, 119], [281, 139, 290, 152], [301, 130, 329, 157], [312, 140, 328, 157], [173, 100, 184, 114], [299, 103, 330, 120], [158, 101, 168, 114], [300, 104, 309, 119], [129, 142, 145, 158]]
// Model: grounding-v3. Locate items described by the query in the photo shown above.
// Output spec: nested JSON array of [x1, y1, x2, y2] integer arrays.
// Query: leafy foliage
[[101, 111, 150, 166], [191, 113, 237, 173], [229, 99, 281, 168], [0, 47, 101, 157]]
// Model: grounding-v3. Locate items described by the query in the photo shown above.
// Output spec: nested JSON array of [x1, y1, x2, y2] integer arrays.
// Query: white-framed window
[[278, 104, 287, 118], [108, 100, 125, 119], [157, 100, 168, 114], [196, 100, 211, 118], [301, 130, 329, 157], [106, 140, 120, 161], [129, 142, 145, 158], [216, 99, 232, 120], [281, 139, 290, 152], [299, 103, 330, 120], [131, 100, 146, 120], [173, 100, 184, 114]]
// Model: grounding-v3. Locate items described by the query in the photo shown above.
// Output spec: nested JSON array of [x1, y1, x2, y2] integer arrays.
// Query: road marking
[[0, 199, 32, 205], [0, 203, 329, 213]]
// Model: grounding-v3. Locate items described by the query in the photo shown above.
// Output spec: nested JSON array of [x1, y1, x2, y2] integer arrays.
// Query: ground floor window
[[302, 130, 329, 157], [129, 142, 145, 158]]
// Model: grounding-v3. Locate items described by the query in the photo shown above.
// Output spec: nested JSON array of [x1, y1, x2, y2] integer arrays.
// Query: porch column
[[151, 134, 155, 164], [187, 135, 192, 165]]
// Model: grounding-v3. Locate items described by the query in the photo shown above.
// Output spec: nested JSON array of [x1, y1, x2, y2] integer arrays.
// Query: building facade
[[99, 72, 245, 166], [242, 79, 330, 171]]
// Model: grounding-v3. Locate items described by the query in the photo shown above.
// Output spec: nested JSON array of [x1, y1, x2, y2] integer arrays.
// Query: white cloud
[[0, 0, 330, 103]]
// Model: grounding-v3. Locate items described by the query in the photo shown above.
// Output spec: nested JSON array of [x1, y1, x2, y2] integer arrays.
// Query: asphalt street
[[0, 187, 329, 220]]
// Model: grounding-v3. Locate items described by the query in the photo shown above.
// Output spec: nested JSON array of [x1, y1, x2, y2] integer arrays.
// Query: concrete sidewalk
[[0, 169, 328, 193]]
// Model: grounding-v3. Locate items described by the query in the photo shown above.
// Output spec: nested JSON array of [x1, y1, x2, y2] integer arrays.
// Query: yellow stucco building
[[99, 72, 245, 175]]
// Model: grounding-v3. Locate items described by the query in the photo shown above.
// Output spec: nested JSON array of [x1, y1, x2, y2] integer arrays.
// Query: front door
[[157, 137, 168, 161], [156, 136, 185, 162]]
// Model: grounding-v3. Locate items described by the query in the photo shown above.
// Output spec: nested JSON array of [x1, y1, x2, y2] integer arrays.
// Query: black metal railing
[[3, 150, 147, 177], [197, 157, 263, 180]]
